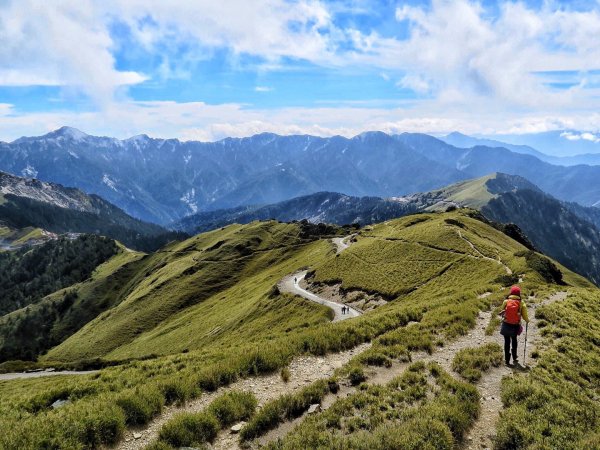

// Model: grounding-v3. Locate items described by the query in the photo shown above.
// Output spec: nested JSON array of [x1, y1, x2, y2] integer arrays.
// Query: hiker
[[294, 277, 297, 284], [341, 306, 346, 315], [500, 285, 529, 366]]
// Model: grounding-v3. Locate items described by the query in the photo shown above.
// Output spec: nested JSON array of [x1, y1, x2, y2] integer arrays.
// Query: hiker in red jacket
[[500, 285, 529, 366]]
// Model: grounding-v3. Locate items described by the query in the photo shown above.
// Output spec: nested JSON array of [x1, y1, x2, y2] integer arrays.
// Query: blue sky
[[1, 0, 600, 142]]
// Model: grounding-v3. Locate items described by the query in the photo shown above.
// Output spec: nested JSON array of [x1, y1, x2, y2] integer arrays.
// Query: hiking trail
[[279, 271, 362, 321], [117, 344, 370, 449], [252, 291, 567, 449]]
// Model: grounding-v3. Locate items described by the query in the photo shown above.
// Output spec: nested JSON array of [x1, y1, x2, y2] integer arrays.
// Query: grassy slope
[[45, 221, 333, 362], [0, 211, 597, 449], [0, 225, 46, 246], [425, 174, 497, 210], [0, 247, 144, 362]]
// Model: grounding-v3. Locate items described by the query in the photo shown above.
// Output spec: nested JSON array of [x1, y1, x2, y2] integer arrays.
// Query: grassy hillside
[[0, 235, 120, 318], [0, 248, 143, 362], [44, 221, 338, 362], [0, 210, 597, 449]]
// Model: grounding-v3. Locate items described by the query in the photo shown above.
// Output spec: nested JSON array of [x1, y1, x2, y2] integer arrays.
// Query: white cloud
[[561, 131, 600, 143], [2, 99, 600, 144], [0, 0, 148, 104], [2, 0, 600, 137], [254, 86, 273, 92], [389, 0, 597, 109]]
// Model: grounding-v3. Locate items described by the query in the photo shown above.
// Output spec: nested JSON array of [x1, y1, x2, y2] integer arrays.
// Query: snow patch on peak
[[21, 165, 38, 178], [102, 174, 118, 191], [54, 126, 88, 140], [180, 188, 198, 214]]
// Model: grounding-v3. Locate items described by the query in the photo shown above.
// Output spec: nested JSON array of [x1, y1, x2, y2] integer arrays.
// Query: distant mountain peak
[[48, 126, 89, 140]]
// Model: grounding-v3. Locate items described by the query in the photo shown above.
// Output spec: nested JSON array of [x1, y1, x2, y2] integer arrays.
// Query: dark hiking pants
[[503, 334, 518, 363], [500, 322, 520, 363]]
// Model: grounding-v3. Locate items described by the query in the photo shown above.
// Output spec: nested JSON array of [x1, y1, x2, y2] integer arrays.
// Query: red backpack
[[504, 298, 521, 324]]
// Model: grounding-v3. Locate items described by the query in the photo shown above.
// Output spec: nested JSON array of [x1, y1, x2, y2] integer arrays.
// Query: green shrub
[[116, 385, 163, 425], [159, 377, 197, 405], [158, 412, 219, 447], [207, 390, 257, 427], [280, 367, 291, 382], [348, 367, 367, 385], [452, 343, 503, 382], [240, 380, 330, 441]]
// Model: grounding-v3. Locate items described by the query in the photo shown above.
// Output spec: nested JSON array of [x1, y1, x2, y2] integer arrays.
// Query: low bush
[[240, 379, 331, 441], [452, 343, 503, 382], [115, 385, 163, 425], [159, 376, 198, 406], [158, 411, 219, 447], [207, 390, 257, 427]]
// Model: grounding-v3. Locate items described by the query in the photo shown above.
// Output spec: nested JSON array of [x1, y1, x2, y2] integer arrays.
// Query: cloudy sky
[[1, 0, 600, 141]]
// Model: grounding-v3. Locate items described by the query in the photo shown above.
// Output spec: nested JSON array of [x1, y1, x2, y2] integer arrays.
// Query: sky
[[1, 0, 600, 142]]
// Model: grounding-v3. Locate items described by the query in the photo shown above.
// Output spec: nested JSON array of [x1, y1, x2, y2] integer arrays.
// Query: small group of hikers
[[500, 285, 529, 367], [341, 305, 350, 315]]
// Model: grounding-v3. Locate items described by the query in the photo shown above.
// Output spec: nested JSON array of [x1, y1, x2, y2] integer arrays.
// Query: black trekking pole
[[523, 323, 528, 366]]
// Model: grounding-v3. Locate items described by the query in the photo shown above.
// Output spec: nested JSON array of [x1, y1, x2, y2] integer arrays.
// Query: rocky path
[[464, 291, 567, 450], [117, 344, 370, 450], [254, 290, 568, 449], [279, 271, 362, 321]]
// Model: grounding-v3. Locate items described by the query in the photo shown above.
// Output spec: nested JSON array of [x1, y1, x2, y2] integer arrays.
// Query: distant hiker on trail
[[500, 285, 529, 366], [341, 306, 346, 315], [294, 277, 297, 284]]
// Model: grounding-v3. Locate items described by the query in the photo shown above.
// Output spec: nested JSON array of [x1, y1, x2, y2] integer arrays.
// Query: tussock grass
[[262, 362, 479, 449], [158, 411, 219, 448], [116, 385, 163, 425], [240, 379, 333, 441], [452, 343, 503, 382], [155, 390, 257, 448]]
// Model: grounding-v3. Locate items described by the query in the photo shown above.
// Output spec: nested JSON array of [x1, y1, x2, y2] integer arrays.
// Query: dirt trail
[[279, 271, 362, 321], [0, 369, 98, 381], [117, 343, 370, 449], [463, 290, 567, 449], [457, 229, 513, 275], [331, 234, 355, 254], [255, 291, 568, 449]]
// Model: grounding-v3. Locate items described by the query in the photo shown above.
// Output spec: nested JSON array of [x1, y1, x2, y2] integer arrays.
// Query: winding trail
[[0, 369, 98, 381], [279, 271, 362, 321], [331, 234, 355, 254], [457, 229, 513, 275]]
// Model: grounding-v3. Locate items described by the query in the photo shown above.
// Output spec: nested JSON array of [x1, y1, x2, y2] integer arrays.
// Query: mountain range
[[0, 170, 184, 251], [174, 173, 600, 285], [4, 127, 600, 226], [442, 131, 600, 166]]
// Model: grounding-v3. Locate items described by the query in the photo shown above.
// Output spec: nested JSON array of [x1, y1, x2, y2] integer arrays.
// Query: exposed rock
[[307, 404, 321, 414], [50, 399, 70, 409], [230, 422, 246, 433], [133, 432, 142, 439]]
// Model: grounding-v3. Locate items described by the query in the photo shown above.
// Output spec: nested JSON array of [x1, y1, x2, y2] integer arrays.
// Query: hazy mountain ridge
[[0, 170, 185, 251], [172, 192, 418, 234], [4, 126, 600, 228], [442, 131, 600, 166]]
